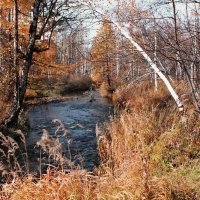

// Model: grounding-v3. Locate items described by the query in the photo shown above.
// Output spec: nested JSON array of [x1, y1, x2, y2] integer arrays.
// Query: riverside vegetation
[[26, 76, 93, 100], [0, 81, 199, 200], [0, 0, 200, 199]]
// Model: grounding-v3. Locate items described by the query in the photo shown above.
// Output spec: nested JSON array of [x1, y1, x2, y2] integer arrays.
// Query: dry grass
[[0, 130, 28, 183], [96, 81, 200, 199], [99, 82, 116, 100], [0, 81, 199, 200], [1, 170, 96, 200]]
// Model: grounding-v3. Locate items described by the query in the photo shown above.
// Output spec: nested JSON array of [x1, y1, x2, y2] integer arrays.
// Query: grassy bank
[[1, 81, 199, 200], [97, 81, 200, 199], [25, 76, 93, 100]]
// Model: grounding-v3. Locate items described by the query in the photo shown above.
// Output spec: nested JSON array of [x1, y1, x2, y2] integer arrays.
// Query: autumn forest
[[0, 0, 200, 199]]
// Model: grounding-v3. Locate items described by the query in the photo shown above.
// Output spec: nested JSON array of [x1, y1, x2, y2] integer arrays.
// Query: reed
[[1, 81, 199, 200]]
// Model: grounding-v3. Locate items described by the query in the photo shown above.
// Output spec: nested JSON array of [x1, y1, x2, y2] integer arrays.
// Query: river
[[26, 92, 112, 173]]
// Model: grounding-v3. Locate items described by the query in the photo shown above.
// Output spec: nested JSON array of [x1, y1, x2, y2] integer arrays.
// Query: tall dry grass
[[96, 81, 200, 199], [1, 170, 97, 200], [1, 81, 199, 200]]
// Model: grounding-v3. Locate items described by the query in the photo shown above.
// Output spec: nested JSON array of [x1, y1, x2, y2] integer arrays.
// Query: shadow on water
[[26, 91, 112, 173]]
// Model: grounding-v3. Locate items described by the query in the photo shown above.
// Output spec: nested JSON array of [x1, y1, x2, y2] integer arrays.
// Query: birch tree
[[140, 0, 200, 113], [80, 0, 184, 112], [171, 0, 200, 113]]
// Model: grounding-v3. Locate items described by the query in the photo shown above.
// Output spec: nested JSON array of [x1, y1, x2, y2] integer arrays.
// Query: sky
[[136, 0, 199, 17], [56, 0, 199, 48], [88, 0, 199, 32]]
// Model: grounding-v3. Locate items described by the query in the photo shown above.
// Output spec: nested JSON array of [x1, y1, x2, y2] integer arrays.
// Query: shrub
[[56, 77, 93, 95]]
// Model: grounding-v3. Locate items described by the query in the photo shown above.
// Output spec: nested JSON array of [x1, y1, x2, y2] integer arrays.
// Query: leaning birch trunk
[[114, 23, 184, 111], [80, 1, 184, 112]]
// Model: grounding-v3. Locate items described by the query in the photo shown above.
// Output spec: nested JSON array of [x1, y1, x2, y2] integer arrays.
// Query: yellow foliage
[[91, 20, 117, 86]]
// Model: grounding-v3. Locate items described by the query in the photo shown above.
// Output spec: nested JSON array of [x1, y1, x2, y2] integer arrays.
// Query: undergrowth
[[0, 81, 199, 200], [54, 77, 93, 95]]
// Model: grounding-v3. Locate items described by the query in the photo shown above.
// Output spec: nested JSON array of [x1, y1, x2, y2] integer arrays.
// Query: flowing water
[[26, 92, 112, 173]]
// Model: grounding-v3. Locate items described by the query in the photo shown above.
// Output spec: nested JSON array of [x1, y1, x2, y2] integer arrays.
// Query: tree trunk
[[171, 0, 200, 114], [112, 22, 184, 111], [5, 0, 42, 127], [13, 0, 20, 110]]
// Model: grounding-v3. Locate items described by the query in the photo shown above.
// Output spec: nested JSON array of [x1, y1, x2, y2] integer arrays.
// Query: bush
[[56, 77, 93, 95]]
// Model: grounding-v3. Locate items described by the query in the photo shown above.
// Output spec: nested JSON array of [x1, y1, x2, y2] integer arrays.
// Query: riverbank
[[25, 76, 93, 101], [25, 95, 78, 106], [1, 81, 199, 200]]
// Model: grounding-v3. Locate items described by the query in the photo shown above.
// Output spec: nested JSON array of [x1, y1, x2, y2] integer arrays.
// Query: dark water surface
[[26, 92, 112, 173]]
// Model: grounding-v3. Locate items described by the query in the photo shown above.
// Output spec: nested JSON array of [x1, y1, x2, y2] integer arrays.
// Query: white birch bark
[[114, 23, 183, 110], [154, 17, 158, 91], [153, 38, 158, 91]]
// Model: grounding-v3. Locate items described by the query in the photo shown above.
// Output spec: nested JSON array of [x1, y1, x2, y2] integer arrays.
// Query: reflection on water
[[26, 92, 112, 172]]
